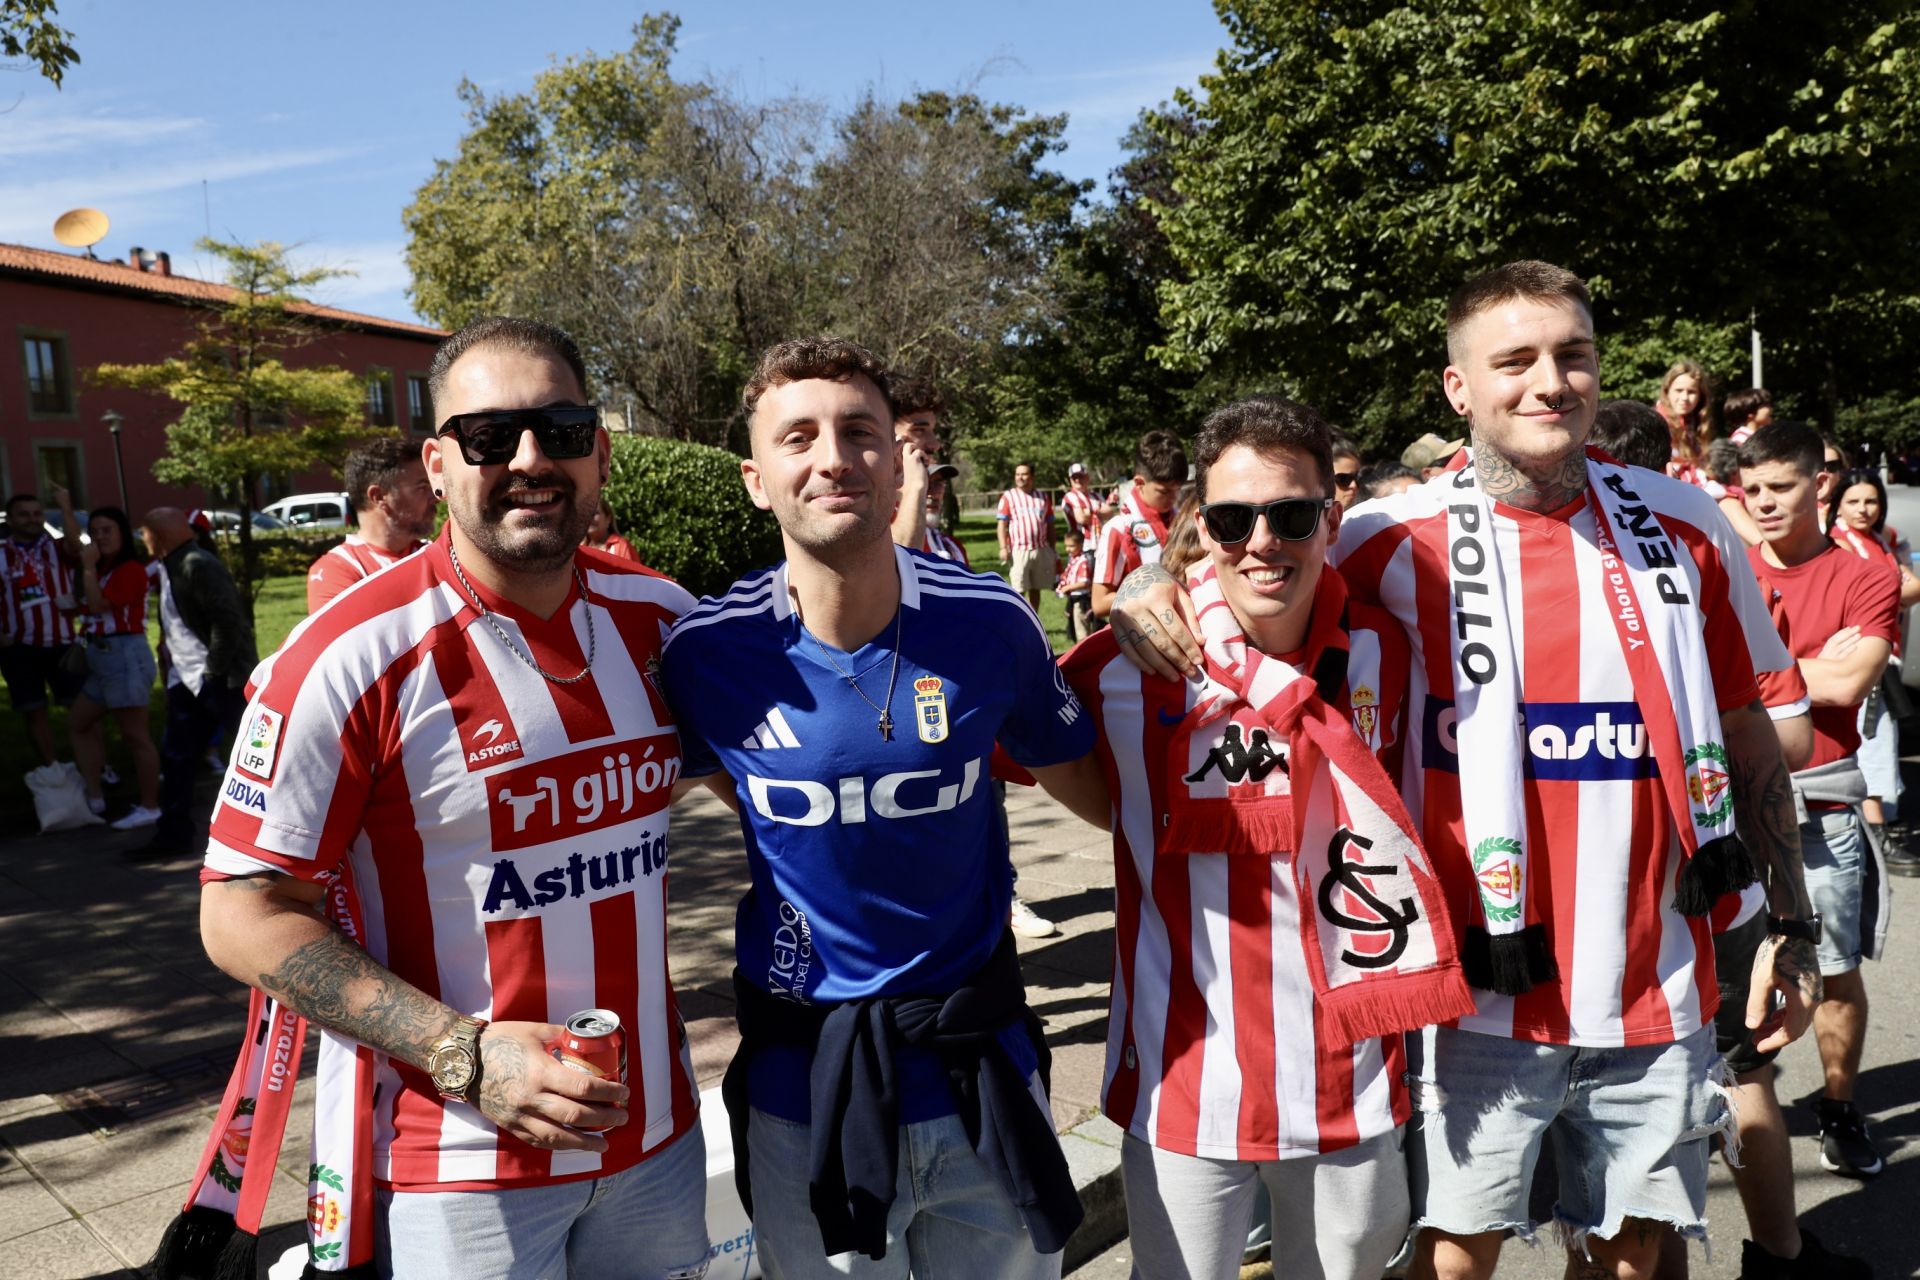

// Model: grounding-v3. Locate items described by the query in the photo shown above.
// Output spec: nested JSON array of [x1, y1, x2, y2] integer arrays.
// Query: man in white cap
[[1061, 462, 1109, 547]]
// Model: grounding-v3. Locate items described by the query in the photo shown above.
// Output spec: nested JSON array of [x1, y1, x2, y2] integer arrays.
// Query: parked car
[[206, 509, 291, 533], [261, 492, 352, 529]]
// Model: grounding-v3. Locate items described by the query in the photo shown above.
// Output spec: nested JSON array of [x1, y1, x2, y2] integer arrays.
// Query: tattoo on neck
[[1472, 441, 1588, 511]]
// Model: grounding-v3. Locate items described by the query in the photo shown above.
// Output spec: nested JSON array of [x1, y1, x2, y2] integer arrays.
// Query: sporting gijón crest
[[1316, 828, 1416, 969]]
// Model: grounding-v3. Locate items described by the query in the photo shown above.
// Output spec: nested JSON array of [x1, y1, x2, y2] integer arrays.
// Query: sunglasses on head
[[1198, 497, 1332, 545], [436, 405, 600, 466]]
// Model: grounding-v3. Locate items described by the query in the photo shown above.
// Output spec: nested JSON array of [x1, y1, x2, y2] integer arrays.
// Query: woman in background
[[68, 503, 162, 828], [583, 504, 639, 561], [1654, 358, 1715, 481], [1827, 467, 1920, 841]]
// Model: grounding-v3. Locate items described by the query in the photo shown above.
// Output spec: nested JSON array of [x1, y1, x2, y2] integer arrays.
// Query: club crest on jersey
[[235, 707, 284, 782], [1350, 683, 1379, 746], [1685, 742, 1733, 825], [914, 676, 950, 744], [1472, 836, 1524, 924], [1130, 520, 1156, 546]]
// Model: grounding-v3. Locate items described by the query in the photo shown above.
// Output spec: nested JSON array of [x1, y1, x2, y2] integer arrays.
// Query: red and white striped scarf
[[154, 875, 376, 1278], [1832, 521, 1895, 568], [1442, 448, 1752, 995], [1158, 563, 1474, 1046]]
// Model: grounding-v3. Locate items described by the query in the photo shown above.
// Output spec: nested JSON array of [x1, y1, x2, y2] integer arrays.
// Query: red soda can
[[549, 1008, 627, 1132]]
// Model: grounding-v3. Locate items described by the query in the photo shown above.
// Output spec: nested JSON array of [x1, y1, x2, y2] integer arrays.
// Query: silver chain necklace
[[809, 606, 904, 740], [447, 541, 595, 685]]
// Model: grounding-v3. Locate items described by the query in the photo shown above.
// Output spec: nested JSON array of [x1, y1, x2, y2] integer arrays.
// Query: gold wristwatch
[[427, 1015, 488, 1103]]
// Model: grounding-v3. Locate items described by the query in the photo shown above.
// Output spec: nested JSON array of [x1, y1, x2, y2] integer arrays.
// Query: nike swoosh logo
[[1158, 707, 1188, 726]]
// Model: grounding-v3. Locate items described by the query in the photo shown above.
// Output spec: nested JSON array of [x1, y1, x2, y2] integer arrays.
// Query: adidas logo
[[743, 707, 802, 750]]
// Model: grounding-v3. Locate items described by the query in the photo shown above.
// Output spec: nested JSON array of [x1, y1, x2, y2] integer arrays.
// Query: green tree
[[1152, 1, 1920, 453], [92, 239, 371, 617], [1, 0, 77, 86]]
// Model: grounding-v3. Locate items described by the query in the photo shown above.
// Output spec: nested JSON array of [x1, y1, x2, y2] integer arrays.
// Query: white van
[[262, 491, 352, 529]]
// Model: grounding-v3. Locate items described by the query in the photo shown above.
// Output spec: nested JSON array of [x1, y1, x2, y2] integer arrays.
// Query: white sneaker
[[111, 805, 162, 831], [1009, 896, 1057, 939], [102, 765, 121, 787]]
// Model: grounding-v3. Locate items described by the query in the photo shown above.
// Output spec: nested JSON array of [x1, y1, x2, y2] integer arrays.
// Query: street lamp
[[100, 410, 128, 514]]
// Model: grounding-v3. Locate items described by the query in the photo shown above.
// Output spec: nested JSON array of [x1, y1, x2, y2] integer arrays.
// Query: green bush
[[602, 434, 784, 597]]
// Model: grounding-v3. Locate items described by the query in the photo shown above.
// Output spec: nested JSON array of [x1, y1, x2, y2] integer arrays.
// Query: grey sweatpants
[[1120, 1128, 1409, 1280]]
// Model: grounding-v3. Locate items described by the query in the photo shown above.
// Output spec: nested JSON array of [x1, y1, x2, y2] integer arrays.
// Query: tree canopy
[[1, 0, 77, 87], [1151, 0, 1920, 452], [92, 239, 372, 614]]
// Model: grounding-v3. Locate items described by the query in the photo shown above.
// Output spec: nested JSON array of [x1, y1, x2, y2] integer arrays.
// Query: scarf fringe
[[214, 1229, 257, 1280], [1319, 965, 1480, 1048], [1161, 808, 1295, 857], [149, 1204, 238, 1280], [1463, 925, 1558, 997], [1673, 834, 1757, 917]]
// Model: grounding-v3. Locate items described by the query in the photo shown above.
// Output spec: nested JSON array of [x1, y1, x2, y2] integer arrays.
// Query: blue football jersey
[[662, 545, 1093, 1118]]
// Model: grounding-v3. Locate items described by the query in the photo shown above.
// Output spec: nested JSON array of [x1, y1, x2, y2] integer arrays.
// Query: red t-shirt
[[1746, 542, 1900, 769], [93, 559, 150, 635]]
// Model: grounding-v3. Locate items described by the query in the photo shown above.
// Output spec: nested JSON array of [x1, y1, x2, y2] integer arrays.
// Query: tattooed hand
[[1110, 562, 1202, 680], [1746, 933, 1822, 1054], [475, 1021, 630, 1152]]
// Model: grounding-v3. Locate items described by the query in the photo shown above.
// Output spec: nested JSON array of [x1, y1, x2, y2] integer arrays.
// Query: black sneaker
[[1885, 841, 1920, 877], [1813, 1097, 1885, 1178], [1740, 1229, 1873, 1278]]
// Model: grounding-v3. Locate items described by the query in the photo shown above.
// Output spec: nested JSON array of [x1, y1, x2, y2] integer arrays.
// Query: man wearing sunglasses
[[1059, 394, 1469, 1280], [1103, 262, 1818, 1280], [195, 317, 714, 1279]]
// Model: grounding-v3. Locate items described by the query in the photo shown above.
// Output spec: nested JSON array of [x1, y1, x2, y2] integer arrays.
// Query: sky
[[1, 0, 1227, 325]]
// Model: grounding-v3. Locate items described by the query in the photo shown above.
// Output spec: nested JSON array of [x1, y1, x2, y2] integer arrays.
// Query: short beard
[[454, 474, 596, 577]]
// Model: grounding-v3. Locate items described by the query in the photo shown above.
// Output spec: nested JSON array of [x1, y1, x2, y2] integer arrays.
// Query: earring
[[434, 489, 444, 499]]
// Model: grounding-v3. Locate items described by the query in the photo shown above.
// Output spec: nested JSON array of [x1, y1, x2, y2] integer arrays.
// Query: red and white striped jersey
[[924, 526, 971, 566], [996, 487, 1054, 552], [204, 534, 700, 1192], [90, 560, 150, 636], [1333, 471, 1787, 1047], [306, 536, 424, 613], [2, 535, 74, 647], [1061, 487, 1103, 544], [1093, 492, 1173, 591], [1062, 602, 1412, 1160]]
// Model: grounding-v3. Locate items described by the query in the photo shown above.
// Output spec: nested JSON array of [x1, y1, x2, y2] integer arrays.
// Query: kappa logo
[[1185, 723, 1287, 785]]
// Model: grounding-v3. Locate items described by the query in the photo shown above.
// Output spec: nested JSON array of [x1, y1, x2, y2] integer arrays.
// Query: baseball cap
[[1400, 432, 1465, 471], [928, 462, 959, 480], [1068, 462, 1088, 476]]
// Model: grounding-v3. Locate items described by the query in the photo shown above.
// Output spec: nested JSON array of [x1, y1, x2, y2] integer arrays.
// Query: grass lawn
[[2, 528, 1073, 827], [0, 575, 311, 828]]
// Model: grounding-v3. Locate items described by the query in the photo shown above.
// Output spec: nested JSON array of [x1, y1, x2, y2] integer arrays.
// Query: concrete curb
[[1059, 1114, 1127, 1273]]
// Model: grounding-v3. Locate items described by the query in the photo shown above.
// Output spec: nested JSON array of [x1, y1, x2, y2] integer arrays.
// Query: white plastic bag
[[27, 761, 104, 833]]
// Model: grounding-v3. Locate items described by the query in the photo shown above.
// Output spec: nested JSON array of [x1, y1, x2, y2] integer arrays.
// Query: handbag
[[57, 641, 88, 677]]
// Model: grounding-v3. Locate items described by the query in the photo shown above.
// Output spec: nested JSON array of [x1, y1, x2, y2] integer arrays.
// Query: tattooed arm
[[1105, 562, 1203, 680], [201, 873, 628, 1150], [1721, 699, 1822, 1052]]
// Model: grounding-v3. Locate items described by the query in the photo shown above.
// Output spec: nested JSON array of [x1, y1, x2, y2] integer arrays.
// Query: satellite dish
[[53, 207, 109, 253]]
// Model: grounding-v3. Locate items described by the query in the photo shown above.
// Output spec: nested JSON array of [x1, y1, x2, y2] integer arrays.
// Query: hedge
[[602, 434, 784, 598]]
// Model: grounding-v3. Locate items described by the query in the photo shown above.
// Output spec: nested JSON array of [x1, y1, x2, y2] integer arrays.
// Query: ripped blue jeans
[[1403, 1024, 1724, 1253]]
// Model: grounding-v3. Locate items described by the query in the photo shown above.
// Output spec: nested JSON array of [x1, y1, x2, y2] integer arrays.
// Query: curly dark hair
[[741, 337, 891, 420]]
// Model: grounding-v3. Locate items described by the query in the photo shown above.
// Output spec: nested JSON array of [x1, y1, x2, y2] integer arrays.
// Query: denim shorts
[[1800, 808, 1866, 976], [80, 633, 158, 709], [1405, 1023, 1724, 1251]]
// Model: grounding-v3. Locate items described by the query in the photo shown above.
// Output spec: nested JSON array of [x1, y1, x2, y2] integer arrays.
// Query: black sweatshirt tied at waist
[[721, 929, 1084, 1261]]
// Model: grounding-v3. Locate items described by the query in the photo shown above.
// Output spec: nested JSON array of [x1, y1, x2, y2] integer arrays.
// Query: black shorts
[[0, 641, 83, 713], [1713, 909, 1780, 1077]]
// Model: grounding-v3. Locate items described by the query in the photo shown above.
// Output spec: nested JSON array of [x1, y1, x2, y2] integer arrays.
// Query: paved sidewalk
[[3, 769, 1917, 1278]]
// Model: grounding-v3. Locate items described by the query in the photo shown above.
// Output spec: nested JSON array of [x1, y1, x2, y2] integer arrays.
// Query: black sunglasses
[[1333, 472, 1359, 489], [436, 406, 600, 466], [1199, 497, 1333, 545]]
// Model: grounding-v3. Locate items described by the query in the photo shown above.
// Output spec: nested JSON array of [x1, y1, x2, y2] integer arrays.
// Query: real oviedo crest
[[915, 676, 950, 744]]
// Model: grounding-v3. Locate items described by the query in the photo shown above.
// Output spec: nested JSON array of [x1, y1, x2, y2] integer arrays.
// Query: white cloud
[[286, 240, 418, 311], [0, 100, 204, 159]]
